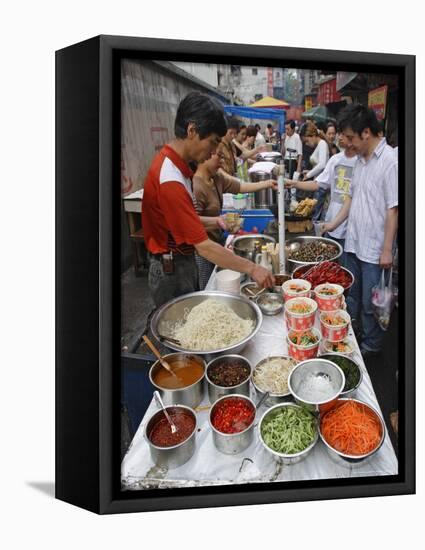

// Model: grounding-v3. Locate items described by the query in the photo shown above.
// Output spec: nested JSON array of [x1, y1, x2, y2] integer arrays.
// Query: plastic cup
[[313, 222, 324, 236]]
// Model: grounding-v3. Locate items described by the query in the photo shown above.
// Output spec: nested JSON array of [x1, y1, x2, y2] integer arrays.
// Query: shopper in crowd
[[284, 130, 357, 266], [326, 104, 398, 357], [281, 119, 303, 178], [193, 153, 277, 288], [142, 92, 274, 307], [233, 125, 265, 161], [265, 123, 276, 142], [254, 123, 266, 148], [216, 116, 239, 176], [299, 122, 314, 171], [302, 121, 330, 221], [326, 122, 340, 156]]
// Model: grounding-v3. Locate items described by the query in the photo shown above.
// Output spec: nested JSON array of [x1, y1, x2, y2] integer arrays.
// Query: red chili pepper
[[301, 262, 351, 288], [212, 397, 255, 434]]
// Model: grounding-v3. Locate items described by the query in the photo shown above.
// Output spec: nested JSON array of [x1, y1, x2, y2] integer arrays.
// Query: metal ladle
[[154, 391, 177, 434]]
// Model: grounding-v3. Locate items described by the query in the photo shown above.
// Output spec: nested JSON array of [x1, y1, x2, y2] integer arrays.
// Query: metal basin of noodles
[[151, 291, 263, 356]]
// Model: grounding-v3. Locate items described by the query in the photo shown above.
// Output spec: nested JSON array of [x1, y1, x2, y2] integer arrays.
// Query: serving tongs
[[157, 333, 182, 346], [245, 286, 268, 299], [300, 254, 326, 280]]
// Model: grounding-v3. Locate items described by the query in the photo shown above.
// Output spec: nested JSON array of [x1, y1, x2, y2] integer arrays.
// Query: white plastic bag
[[371, 268, 394, 331]]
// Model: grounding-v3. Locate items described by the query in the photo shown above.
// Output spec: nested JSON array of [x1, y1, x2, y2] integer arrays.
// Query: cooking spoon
[[154, 391, 177, 434], [142, 335, 178, 378]]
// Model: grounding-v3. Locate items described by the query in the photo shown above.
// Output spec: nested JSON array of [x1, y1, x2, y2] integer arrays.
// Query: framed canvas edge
[[56, 34, 415, 515]]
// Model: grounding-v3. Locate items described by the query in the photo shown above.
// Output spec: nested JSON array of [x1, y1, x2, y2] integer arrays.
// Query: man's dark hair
[[239, 124, 247, 131], [267, 123, 273, 129], [337, 104, 381, 136], [285, 119, 296, 130], [226, 116, 241, 132], [174, 92, 227, 139], [255, 123, 261, 131], [246, 125, 257, 138], [326, 122, 337, 131]]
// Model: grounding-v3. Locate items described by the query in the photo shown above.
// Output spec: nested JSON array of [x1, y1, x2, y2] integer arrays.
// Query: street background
[[0, 1, 422, 549]]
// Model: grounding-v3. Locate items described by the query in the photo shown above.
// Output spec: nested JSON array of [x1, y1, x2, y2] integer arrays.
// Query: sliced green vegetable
[[261, 406, 316, 454]]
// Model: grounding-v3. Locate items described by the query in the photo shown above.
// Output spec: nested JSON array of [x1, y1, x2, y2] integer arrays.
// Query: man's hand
[[250, 265, 275, 288], [267, 179, 278, 190], [321, 222, 333, 234], [284, 179, 296, 188], [379, 249, 393, 269]]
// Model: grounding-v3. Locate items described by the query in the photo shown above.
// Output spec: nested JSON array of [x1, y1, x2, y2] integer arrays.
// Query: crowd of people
[[284, 105, 398, 357], [141, 91, 398, 359]]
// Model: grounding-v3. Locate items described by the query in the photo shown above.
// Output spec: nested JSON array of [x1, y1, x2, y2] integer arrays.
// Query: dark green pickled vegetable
[[322, 354, 361, 392]]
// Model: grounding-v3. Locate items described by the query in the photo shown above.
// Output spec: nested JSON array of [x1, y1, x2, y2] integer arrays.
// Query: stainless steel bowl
[[287, 358, 345, 414], [151, 291, 263, 357], [256, 292, 284, 315], [240, 281, 261, 299], [258, 403, 319, 465], [319, 353, 363, 397], [145, 405, 197, 469], [319, 398, 386, 464], [232, 234, 276, 262], [209, 394, 256, 454], [206, 355, 252, 403], [285, 236, 343, 271], [149, 353, 206, 408], [252, 356, 297, 406]]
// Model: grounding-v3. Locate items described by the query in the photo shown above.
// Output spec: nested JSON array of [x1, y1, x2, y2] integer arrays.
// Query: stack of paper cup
[[215, 269, 241, 294]]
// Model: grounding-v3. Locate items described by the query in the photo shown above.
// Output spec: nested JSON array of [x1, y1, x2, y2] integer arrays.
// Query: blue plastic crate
[[222, 208, 275, 234]]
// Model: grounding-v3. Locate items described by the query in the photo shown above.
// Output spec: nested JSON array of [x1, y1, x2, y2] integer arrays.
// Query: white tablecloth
[[121, 281, 398, 490]]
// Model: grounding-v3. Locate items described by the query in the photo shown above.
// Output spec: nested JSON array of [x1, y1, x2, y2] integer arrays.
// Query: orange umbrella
[[250, 96, 290, 109]]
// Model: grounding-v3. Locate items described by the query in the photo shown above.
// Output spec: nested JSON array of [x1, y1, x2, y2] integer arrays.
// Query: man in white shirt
[[281, 119, 302, 177], [284, 131, 357, 266], [330, 105, 398, 357]]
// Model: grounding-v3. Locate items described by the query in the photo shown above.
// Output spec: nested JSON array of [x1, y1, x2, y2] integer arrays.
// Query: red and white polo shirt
[[142, 145, 208, 255]]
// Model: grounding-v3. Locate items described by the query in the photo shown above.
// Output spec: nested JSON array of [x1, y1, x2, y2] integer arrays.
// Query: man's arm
[[296, 154, 302, 173], [380, 207, 398, 268], [195, 239, 275, 288], [199, 216, 221, 231], [285, 179, 319, 192]]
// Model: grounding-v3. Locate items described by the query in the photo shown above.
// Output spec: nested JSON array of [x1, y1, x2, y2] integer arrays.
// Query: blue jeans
[[345, 253, 384, 353], [312, 187, 328, 222]]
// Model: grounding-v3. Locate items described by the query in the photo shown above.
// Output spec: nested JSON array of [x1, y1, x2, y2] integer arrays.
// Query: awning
[[223, 105, 286, 134], [250, 96, 290, 109], [301, 105, 335, 122]]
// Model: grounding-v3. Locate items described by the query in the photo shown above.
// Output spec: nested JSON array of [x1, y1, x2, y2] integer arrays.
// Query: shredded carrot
[[321, 401, 382, 456]]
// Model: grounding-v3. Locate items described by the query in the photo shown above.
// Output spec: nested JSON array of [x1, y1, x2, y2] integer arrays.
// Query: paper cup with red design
[[287, 328, 321, 361], [320, 310, 351, 342], [313, 283, 345, 311], [282, 279, 311, 302], [284, 297, 317, 331]]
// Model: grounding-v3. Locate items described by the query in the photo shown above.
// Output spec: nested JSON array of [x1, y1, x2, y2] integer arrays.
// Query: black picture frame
[[56, 34, 415, 514]]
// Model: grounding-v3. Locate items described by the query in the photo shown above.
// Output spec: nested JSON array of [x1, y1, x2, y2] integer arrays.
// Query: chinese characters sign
[[368, 85, 388, 120], [317, 78, 341, 105]]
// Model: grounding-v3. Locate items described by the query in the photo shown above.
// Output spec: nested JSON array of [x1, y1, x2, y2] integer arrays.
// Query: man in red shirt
[[142, 92, 275, 307]]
